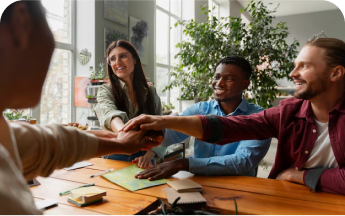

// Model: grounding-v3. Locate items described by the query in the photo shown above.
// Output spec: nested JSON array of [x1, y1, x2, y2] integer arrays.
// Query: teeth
[[215, 89, 225, 94]]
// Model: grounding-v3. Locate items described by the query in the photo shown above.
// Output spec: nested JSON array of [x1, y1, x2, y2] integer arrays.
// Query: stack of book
[[68, 186, 106, 207], [164, 179, 206, 204]]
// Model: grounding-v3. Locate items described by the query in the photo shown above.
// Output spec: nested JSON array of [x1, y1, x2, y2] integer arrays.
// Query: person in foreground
[[123, 37, 345, 195], [94, 40, 166, 165], [132, 56, 271, 179], [0, 1, 160, 214]]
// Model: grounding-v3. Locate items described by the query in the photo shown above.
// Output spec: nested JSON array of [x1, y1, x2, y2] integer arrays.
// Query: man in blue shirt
[[134, 56, 271, 180]]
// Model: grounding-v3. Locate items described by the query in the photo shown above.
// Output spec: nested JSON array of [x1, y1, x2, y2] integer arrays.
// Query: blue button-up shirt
[[161, 98, 271, 176]]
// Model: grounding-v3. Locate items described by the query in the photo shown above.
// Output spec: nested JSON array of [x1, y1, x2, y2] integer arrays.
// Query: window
[[155, 0, 184, 113], [33, 0, 75, 125], [209, 0, 219, 19]]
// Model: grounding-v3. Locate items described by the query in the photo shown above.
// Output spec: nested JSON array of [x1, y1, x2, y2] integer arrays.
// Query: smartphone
[[35, 199, 58, 210]]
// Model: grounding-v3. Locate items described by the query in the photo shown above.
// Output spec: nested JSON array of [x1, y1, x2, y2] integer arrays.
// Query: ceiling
[[217, 0, 340, 17]]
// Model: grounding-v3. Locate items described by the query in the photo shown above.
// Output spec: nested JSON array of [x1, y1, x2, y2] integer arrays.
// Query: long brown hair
[[106, 40, 155, 115]]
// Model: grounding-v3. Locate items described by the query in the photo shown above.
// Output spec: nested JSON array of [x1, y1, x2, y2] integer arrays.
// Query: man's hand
[[132, 150, 155, 169], [135, 159, 189, 181], [121, 114, 166, 132], [276, 167, 305, 185], [86, 130, 118, 139]]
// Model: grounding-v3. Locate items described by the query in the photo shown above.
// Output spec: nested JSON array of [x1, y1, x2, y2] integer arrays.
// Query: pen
[[59, 183, 95, 196], [90, 168, 114, 178]]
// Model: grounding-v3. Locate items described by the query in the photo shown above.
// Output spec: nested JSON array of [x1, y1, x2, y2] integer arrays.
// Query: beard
[[294, 79, 328, 100]]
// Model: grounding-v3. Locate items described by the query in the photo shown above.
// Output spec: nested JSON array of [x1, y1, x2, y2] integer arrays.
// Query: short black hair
[[1, 0, 45, 23], [215, 56, 253, 80]]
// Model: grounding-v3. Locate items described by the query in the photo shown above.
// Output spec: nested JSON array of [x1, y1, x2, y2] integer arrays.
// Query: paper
[[167, 179, 202, 192], [164, 187, 206, 204], [102, 164, 169, 191], [63, 161, 93, 171]]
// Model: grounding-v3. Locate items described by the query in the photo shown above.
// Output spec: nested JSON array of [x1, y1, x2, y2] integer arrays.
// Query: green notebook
[[102, 164, 169, 191]]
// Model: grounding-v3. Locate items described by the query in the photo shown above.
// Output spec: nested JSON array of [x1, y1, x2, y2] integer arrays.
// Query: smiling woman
[[94, 40, 166, 167]]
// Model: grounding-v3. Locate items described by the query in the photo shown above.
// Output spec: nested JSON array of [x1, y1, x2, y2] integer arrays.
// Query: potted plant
[[165, 0, 299, 108], [162, 102, 175, 115], [89, 63, 109, 84], [3, 110, 36, 124]]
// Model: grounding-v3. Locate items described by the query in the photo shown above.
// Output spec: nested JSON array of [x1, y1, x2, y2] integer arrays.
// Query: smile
[[294, 81, 306, 89], [214, 88, 227, 95], [116, 67, 125, 72]]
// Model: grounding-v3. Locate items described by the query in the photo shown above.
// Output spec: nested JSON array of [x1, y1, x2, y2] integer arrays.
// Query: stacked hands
[[86, 116, 164, 156], [91, 114, 305, 183], [120, 115, 186, 180], [119, 114, 305, 183]]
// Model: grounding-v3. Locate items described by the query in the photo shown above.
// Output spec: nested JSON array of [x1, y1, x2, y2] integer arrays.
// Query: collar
[[333, 95, 345, 114], [294, 99, 314, 123], [213, 96, 249, 116], [118, 79, 127, 89], [293, 95, 345, 123], [118, 78, 148, 96]]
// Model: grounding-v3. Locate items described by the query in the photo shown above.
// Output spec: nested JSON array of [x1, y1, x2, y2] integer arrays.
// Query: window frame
[[155, 0, 183, 113], [31, 0, 76, 124]]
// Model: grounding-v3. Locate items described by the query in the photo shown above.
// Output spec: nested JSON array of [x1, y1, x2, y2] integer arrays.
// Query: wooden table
[[30, 158, 345, 215]]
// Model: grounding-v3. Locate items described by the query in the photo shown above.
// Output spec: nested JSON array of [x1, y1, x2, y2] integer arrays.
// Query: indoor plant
[[89, 63, 108, 82], [165, 0, 299, 108], [162, 102, 175, 115]]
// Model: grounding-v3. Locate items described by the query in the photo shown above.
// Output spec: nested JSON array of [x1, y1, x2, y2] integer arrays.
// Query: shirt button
[[312, 129, 317, 133], [305, 150, 309, 154], [295, 167, 298, 170]]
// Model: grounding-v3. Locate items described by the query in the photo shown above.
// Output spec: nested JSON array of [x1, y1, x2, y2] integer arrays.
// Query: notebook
[[68, 186, 106, 207], [167, 179, 202, 192], [164, 187, 206, 204]]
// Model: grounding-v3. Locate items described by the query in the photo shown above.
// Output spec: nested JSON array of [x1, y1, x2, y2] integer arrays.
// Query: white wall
[[272, 9, 345, 87], [75, 0, 156, 123]]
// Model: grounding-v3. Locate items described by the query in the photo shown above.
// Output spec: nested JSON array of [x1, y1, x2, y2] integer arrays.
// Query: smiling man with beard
[[123, 38, 345, 195], [132, 56, 271, 179]]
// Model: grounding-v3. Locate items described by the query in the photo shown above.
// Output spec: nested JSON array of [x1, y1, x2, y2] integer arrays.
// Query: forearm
[[110, 117, 125, 133], [161, 116, 203, 139], [189, 156, 254, 176], [95, 137, 126, 157], [13, 123, 98, 180]]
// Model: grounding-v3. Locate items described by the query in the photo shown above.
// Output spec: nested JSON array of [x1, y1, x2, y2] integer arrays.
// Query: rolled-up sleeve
[[11, 123, 99, 181], [94, 85, 128, 130], [197, 108, 280, 145], [304, 167, 345, 195]]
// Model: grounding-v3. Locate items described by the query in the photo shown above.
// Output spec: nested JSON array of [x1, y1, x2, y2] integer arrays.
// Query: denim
[[160, 98, 271, 176]]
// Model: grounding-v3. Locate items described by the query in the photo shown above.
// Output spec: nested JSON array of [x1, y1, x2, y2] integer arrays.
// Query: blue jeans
[[106, 151, 148, 162]]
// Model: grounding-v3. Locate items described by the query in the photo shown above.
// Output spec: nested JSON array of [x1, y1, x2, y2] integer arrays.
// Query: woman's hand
[[132, 150, 156, 169], [116, 131, 126, 140]]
